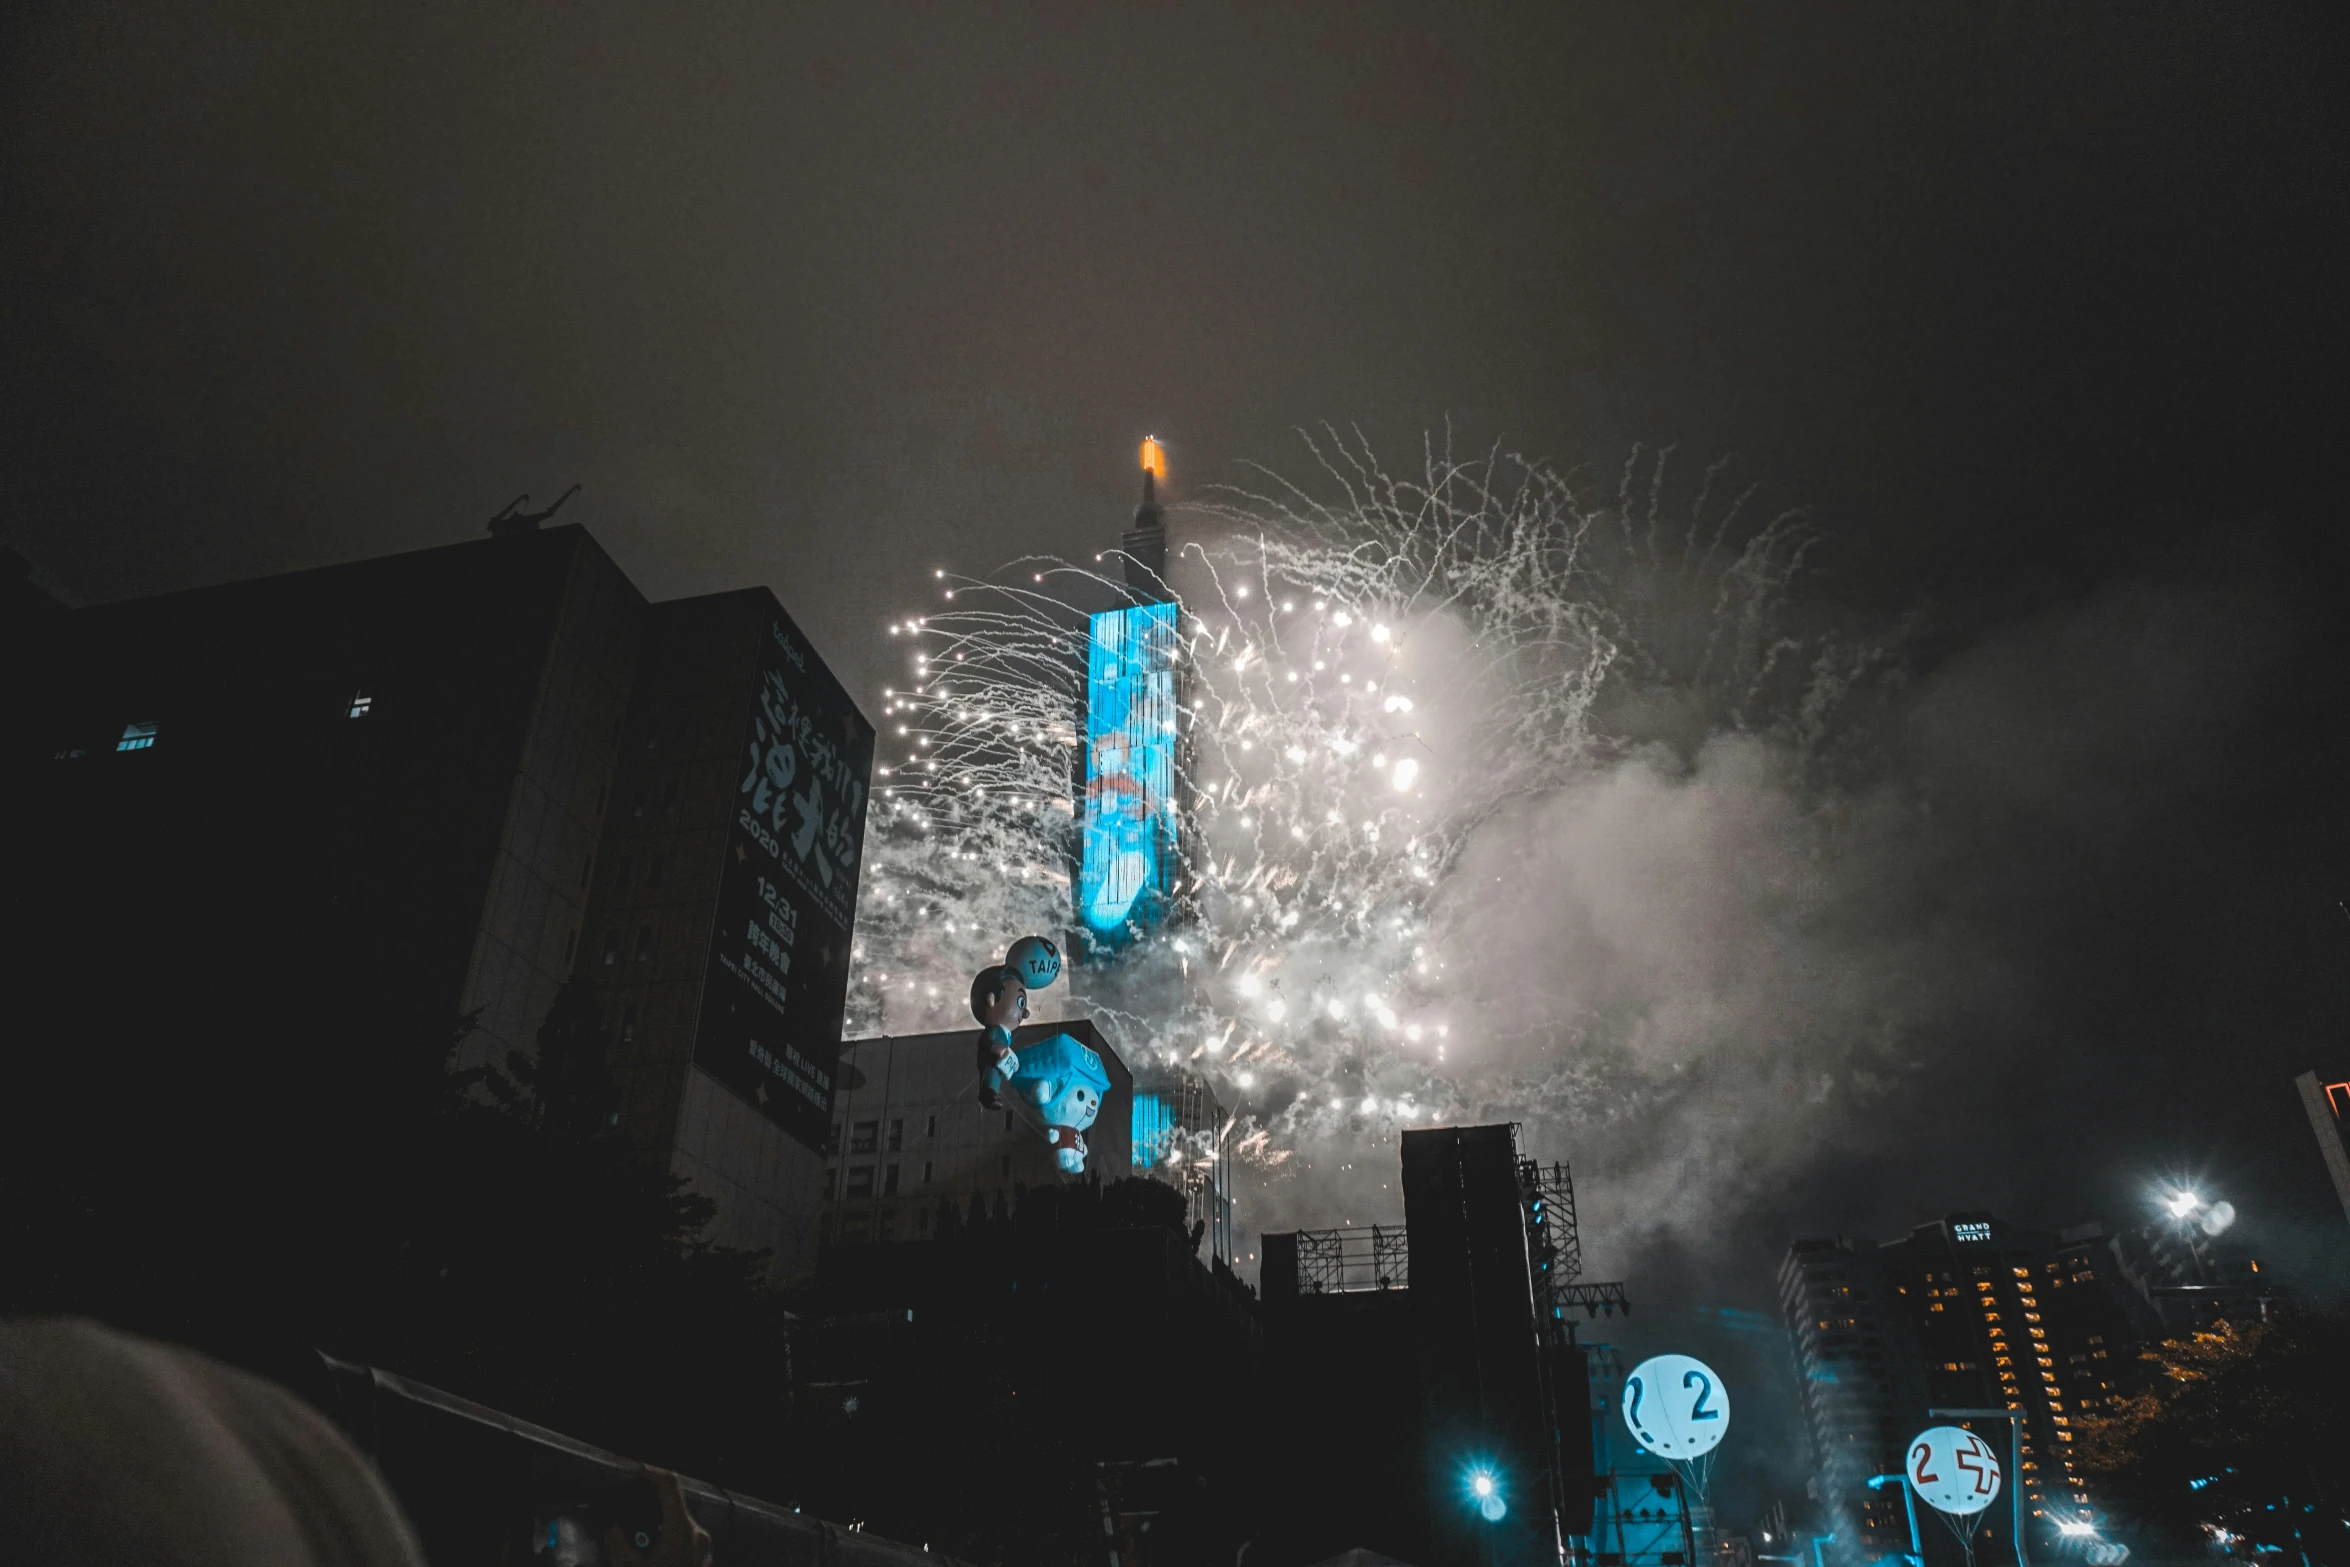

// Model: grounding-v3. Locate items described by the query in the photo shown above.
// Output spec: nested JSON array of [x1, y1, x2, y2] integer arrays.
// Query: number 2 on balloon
[[1684, 1369, 1719, 1421]]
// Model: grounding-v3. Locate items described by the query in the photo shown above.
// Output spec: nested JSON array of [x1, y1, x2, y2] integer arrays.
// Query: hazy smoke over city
[[847, 431, 2283, 1277]]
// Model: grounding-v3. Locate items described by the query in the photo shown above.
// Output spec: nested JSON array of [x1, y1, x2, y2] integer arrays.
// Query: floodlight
[[1472, 1474, 1494, 1498], [2164, 1191, 2200, 1219]]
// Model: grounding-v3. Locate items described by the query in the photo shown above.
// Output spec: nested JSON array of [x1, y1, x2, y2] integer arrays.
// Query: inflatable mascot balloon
[[1006, 933, 1062, 990], [970, 936, 1102, 1173]]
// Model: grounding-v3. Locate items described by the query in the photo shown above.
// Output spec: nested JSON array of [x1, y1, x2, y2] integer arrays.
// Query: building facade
[[819, 1019, 1136, 1246], [1782, 1212, 2179, 1563], [1776, 1237, 1925, 1563], [2295, 1069, 2350, 1227], [14, 523, 873, 1280], [579, 588, 876, 1274], [1131, 1068, 1236, 1264]]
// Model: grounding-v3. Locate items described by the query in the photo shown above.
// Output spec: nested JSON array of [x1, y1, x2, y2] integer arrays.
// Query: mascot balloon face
[[1007, 1032, 1111, 1174]]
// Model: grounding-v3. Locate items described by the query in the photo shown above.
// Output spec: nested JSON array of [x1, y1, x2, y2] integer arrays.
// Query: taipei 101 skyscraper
[[1083, 441, 1232, 1264], [1073, 438, 1182, 956]]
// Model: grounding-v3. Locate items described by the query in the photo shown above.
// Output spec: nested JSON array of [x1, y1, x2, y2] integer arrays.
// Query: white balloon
[[1905, 1426, 2004, 1516], [1621, 1355, 1731, 1460]]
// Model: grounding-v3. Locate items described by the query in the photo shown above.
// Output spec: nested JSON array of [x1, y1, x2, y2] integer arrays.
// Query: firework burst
[[850, 430, 1864, 1185]]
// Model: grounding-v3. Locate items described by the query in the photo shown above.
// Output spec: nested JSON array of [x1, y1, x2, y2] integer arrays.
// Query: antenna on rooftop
[[487, 483, 582, 537]]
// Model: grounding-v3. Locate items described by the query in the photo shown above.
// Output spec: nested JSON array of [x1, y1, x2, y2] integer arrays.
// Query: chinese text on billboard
[[698, 611, 873, 1151]]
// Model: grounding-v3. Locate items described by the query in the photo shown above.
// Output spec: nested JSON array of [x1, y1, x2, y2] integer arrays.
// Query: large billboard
[[1077, 601, 1179, 949], [697, 609, 874, 1152]]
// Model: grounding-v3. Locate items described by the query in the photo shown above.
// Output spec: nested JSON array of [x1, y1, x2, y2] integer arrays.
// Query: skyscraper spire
[[1123, 436, 1168, 597]]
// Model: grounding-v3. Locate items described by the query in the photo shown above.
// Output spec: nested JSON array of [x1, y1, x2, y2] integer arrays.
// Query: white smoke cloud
[[847, 431, 2285, 1283]]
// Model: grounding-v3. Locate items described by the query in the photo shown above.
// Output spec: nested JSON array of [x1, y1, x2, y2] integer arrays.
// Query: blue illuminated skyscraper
[[1076, 441, 1181, 951], [1077, 600, 1178, 944]]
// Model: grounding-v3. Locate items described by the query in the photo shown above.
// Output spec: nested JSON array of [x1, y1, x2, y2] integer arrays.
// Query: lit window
[[347, 692, 373, 718], [116, 721, 157, 752]]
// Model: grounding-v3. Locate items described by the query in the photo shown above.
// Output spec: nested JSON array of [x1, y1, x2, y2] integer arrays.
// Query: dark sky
[[7, 0, 2350, 1519]]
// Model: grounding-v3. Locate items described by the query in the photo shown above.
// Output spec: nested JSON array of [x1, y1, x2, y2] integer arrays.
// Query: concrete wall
[[457, 533, 642, 1070]]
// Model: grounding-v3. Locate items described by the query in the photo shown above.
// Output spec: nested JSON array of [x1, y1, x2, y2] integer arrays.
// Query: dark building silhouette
[[10, 523, 872, 1278], [795, 1172, 1264, 1567], [1256, 1125, 1607, 1567]]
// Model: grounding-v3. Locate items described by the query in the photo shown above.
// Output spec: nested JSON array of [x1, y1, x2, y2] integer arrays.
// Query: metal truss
[[1291, 1224, 1410, 1293]]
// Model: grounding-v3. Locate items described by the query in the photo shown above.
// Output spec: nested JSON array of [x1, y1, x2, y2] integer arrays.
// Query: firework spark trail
[[849, 430, 1868, 1194]]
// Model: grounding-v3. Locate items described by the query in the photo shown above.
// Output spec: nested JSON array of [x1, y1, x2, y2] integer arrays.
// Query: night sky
[[7, 0, 2348, 1521]]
